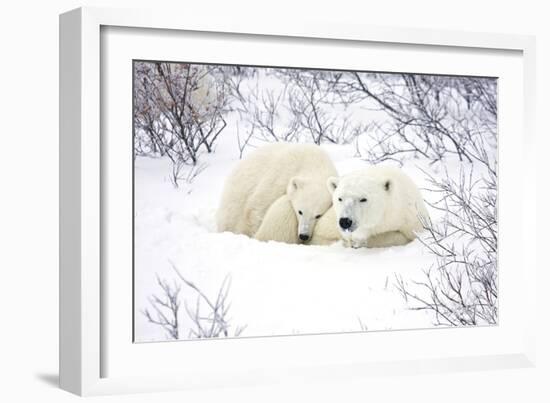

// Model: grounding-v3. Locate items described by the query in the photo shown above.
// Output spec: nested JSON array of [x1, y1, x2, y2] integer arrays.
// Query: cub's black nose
[[339, 217, 353, 230], [299, 234, 310, 241]]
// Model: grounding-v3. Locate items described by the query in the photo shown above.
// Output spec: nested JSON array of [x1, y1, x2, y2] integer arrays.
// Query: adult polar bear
[[320, 166, 429, 247], [258, 165, 429, 247], [216, 143, 337, 242]]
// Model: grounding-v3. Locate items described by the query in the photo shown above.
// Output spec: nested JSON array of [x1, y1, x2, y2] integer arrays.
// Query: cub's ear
[[327, 176, 339, 194], [287, 177, 303, 195], [384, 180, 391, 191]]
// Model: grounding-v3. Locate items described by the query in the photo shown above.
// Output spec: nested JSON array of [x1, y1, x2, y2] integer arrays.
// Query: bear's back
[[217, 143, 337, 236]]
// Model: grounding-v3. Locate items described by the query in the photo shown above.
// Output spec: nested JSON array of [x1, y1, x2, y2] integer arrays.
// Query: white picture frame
[[59, 6, 537, 396]]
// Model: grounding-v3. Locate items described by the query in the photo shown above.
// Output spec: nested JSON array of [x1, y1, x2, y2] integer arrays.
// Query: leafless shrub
[[236, 121, 255, 159], [143, 266, 247, 340], [169, 161, 208, 188], [136, 63, 496, 168], [325, 72, 497, 164], [134, 62, 229, 185], [143, 276, 181, 340], [257, 86, 302, 142], [171, 264, 247, 339], [223, 68, 371, 147], [278, 69, 371, 145], [221, 66, 258, 117], [226, 74, 301, 143], [357, 317, 369, 332], [396, 161, 497, 326], [285, 70, 342, 144]]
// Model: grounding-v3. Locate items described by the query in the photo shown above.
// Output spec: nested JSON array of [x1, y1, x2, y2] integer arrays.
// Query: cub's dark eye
[[298, 210, 303, 215], [360, 198, 367, 203], [315, 214, 321, 219], [338, 198, 342, 202]]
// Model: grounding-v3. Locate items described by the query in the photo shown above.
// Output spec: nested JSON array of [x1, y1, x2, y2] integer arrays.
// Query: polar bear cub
[[254, 195, 299, 243], [216, 143, 337, 242], [326, 166, 429, 248]]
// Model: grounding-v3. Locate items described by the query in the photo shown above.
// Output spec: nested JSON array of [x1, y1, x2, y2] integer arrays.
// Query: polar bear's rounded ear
[[327, 176, 339, 194], [287, 177, 302, 196], [384, 180, 391, 191]]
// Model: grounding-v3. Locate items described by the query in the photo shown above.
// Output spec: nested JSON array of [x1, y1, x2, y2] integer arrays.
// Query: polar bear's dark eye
[[298, 210, 303, 215], [338, 198, 342, 202], [360, 198, 367, 203], [315, 214, 321, 219]]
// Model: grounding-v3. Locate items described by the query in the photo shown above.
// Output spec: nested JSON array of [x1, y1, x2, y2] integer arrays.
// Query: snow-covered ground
[[133, 66, 497, 342], [134, 137, 448, 342]]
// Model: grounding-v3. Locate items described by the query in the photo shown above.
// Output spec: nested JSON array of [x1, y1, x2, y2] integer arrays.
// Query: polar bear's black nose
[[299, 234, 310, 241], [339, 217, 353, 230]]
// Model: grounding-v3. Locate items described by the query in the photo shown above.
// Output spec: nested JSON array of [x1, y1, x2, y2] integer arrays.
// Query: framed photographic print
[[60, 6, 537, 396]]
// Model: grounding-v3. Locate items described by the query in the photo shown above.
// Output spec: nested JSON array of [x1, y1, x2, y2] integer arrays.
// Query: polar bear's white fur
[[325, 166, 429, 248], [216, 143, 337, 241], [257, 166, 429, 248], [254, 195, 300, 244], [261, 203, 415, 247], [309, 206, 413, 247]]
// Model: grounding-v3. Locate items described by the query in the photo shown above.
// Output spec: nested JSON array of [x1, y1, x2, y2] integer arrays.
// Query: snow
[[134, 140, 440, 342], [133, 67, 496, 341]]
